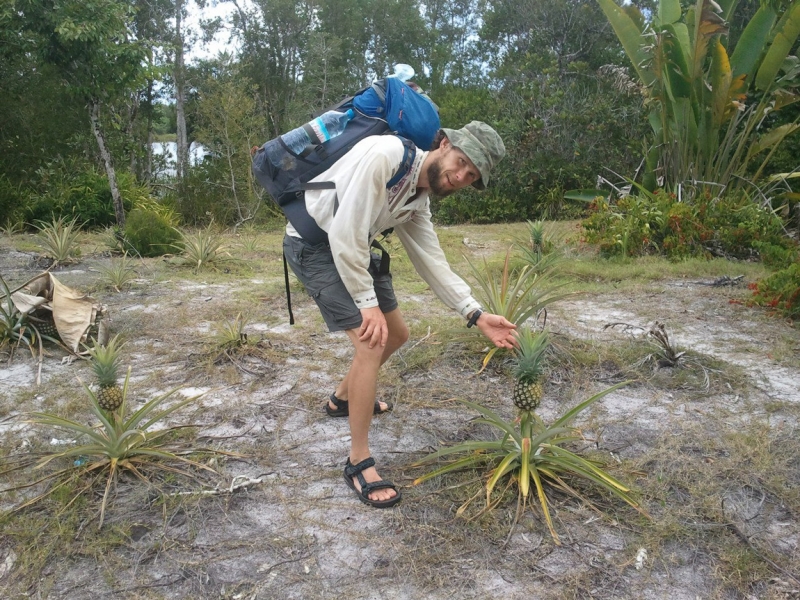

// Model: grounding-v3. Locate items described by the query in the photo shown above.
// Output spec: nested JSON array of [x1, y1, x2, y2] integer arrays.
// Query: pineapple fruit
[[88, 336, 124, 412], [512, 329, 548, 411]]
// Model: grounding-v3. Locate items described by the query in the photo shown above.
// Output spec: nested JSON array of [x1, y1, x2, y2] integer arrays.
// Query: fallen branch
[[693, 275, 744, 286], [166, 475, 267, 497]]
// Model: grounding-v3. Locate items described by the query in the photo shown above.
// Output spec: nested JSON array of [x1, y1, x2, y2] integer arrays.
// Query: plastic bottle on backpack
[[280, 108, 356, 156], [389, 63, 415, 82]]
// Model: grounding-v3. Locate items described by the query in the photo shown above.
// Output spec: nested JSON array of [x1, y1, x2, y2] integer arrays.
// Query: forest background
[[0, 0, 798, 270]]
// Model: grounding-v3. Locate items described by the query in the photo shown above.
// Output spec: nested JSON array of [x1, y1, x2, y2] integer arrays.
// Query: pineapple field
[[1, 222, 799, 599]]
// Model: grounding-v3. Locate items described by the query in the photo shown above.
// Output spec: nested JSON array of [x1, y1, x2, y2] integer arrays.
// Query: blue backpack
[[251, 78, 441, 323], [251, 77, 441, 246]]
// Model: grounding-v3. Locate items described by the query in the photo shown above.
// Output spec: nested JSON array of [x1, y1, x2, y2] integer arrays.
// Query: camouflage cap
[[442, 121, 506, 190]]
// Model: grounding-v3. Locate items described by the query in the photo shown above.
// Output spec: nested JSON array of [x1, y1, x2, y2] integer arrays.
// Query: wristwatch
[[467, 309, 483, 328]]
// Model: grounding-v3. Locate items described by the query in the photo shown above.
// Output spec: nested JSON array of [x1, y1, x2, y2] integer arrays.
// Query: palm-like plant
[[451, 250, 572, 368], [6, 369, 226, 528], [413, 381, 644, 544], [96, 254, 137, 292], [514, 220, 562, 274], [175, 227, 229, 272], [597, 0, 800, 195], [34, 216, 82, 265]]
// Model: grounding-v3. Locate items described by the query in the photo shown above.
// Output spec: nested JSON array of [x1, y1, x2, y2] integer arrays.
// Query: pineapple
[[88, 336, 124, 412], [512, 329, 548, 411]]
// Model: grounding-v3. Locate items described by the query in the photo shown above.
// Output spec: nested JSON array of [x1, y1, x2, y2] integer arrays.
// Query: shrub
[[0, 175, 27, 227], [25, 167, 149, 229], [124, 208, 181, 257], [582, 190, 796, 261], [749, 262, 800, 320]]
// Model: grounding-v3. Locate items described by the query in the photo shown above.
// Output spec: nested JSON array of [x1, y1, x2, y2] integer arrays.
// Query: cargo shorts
[[283, 234, 398, 332]]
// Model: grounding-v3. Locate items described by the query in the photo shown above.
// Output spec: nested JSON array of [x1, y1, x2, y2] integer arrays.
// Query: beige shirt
[[286, 135, 481, 318]]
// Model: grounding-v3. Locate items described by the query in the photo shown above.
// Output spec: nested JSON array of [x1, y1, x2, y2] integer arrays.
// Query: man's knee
[[391, 322, 410, 347]]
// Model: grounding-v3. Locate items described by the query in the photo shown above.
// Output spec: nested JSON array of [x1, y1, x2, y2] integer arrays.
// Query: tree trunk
[[175, 0, 189, 181], [90, 99, 126, 227]]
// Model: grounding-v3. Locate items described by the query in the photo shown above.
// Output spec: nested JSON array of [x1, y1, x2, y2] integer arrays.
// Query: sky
[[185, 0, 239, 63]]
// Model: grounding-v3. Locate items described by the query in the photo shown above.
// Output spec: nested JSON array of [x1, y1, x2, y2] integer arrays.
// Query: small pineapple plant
[[87, 336, 124, 412], [512, 328, 548, 412]]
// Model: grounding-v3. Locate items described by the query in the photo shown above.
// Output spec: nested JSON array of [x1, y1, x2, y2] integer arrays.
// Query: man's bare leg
[[330, 309, 409, 412], [341, 311, 407, 503]]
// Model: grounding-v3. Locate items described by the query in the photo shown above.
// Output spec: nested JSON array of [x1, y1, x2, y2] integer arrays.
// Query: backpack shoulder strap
[[305, 135, 416, 196], [386, 136, 416, 189]]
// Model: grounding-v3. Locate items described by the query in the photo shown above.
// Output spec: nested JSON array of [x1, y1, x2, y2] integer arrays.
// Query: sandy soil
[[1, 235, 799, 600]]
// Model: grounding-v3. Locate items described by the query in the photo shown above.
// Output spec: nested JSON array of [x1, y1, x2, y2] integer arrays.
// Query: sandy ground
[[1, 236, 799, 599]]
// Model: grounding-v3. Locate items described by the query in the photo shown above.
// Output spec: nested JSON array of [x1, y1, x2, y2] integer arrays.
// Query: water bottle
[[390, 63, 415, 82], [280, 108, 355, 156]]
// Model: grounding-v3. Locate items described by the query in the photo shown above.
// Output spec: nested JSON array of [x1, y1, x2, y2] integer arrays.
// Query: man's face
[[427, 141, 481, 198]]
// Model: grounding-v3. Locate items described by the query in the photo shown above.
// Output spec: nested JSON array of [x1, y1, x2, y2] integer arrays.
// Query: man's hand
[[359, 306, 388, 348], [475, 312, 518, 349]]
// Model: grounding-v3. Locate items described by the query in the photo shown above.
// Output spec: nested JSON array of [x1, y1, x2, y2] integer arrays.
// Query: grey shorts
[[283, 234, 398, 332]]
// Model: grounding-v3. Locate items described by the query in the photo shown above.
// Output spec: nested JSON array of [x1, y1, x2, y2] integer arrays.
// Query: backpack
[[251, 77, 441, 245], [250, 78, 441, 324]]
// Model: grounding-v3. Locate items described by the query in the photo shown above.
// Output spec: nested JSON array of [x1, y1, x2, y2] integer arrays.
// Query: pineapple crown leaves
[[513, 328, 549, 382], [86, 335, 124, 384]]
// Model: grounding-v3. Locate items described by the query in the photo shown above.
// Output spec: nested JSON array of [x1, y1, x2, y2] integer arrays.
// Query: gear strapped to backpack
[[251, 77, 441, 323]]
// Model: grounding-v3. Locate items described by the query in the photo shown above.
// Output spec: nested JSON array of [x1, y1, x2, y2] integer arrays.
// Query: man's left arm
[[395, 209, 517, 348]]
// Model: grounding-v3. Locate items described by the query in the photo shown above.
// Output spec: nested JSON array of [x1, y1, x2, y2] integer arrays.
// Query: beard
[[426, 157, 455, 199]]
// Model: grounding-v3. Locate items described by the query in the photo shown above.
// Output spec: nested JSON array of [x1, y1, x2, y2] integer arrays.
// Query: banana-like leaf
[[711, 39, 733, 128], [746, 123, 800, 161], [716, 0, 739, 20], [657, 0, 682, 26], [596, 0, 655, 88], [756, 1, 800, 91], [688, 0, 728, 84], [664, 23, 693, 99], [730, 5, 778, 82]]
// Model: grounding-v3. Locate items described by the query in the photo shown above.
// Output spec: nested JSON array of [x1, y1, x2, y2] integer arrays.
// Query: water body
[[151, 141, 211, 178]]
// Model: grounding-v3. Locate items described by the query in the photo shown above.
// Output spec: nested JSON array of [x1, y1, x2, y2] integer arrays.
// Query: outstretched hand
[[476, 313, 518, 349]]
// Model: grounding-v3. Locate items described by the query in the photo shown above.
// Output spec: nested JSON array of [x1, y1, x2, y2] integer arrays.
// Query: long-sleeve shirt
[[286, 135, 481, 319]]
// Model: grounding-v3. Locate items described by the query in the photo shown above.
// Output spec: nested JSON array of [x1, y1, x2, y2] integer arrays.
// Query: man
[[283, 121, 517, 508]]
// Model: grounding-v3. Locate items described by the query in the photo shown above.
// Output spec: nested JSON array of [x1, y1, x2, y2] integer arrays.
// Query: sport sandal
[[343, 457, 402, 509], [325, 393, 393, 418]]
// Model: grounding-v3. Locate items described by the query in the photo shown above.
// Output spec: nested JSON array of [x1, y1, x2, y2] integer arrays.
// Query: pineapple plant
[[88, 336, 124, 412], [512, 328, 548, 411]]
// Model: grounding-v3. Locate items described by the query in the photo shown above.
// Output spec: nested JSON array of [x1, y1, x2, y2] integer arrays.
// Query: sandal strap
[[329, 393, 347, 409], [344, 457, 375, 479], [361, 480, 397, 495]]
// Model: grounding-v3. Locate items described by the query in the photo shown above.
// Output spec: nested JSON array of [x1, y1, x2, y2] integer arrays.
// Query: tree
[[17, 0, 148, 226], [192, 60, 264, 226]]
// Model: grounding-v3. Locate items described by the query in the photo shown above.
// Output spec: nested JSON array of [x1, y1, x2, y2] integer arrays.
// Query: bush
[[0, 175, 26, 227], [124, 208, 182, 257], [582, 190, 797, 261], [25, 166, 149, 229], [749, 262, 800, 320]]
